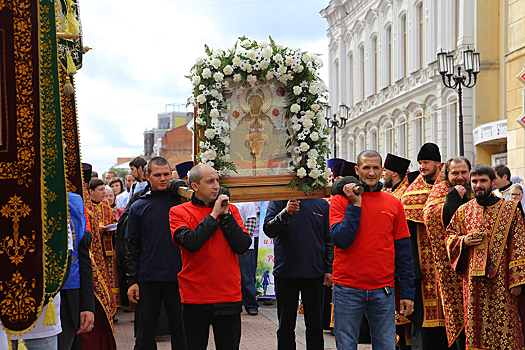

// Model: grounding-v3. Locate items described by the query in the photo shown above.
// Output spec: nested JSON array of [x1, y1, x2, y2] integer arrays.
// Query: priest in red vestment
[[446, 164, 525, 350]]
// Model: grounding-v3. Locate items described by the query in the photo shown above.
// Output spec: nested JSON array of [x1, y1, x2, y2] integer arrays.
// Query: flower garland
[[188, 36, 332, 194]]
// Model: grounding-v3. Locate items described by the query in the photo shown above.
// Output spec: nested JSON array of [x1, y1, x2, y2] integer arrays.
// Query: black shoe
[[247, 309, 258, 316], [113, 316, 118, 323]]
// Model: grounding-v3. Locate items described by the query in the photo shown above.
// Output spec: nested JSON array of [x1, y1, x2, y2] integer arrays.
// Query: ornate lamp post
[[325, 104, 348, 158], [437, 47, 480, 156]]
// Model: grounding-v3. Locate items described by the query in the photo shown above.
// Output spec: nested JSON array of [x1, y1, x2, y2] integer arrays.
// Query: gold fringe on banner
[[42, 297, 57, 326]]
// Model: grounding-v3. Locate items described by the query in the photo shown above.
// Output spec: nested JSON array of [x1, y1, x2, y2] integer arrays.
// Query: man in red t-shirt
[[329, 150, 415, 349], [169, 164, 251, 350]]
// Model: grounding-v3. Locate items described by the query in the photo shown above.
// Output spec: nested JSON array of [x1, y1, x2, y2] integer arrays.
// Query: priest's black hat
[[384, 153, 411, 175], [82, 163, 92, 183], [407, 170, 420, 184], [175, 161, 193, 179], [332, 162, 343, 178], [417, 142, 441, 162], [340, 161, 358, 178]]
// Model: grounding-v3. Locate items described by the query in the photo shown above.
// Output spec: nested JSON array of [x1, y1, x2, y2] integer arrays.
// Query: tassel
[[66, 51, 77, 75], [65, 76, 75, 95], [42, 297, 57, 326], [67, 0, 80, 35], [17, 339, 28, 350]]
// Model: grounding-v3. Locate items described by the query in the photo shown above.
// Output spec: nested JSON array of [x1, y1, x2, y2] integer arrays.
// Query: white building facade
[[321, 0, 477, 168]]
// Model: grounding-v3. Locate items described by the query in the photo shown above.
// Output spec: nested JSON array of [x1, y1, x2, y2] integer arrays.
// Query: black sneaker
[[247, 309, 258, 316]]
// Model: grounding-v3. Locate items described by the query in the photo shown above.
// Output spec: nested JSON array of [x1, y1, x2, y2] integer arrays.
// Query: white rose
[[204, 149, 217, 160], [266, 71, 274, 80], [310, 132, 319, 141], [196, 94, 206, 103], [324, 168, 332, 179], [309, 169, 321, 179], [247, 75, 257, 85], [210, 109, 220, 118], [299, 142, 310, 152], [308, 84, 318, 94], [210, 89, 219, 98], [261, 61, 269, 70], [302, 118, 313, 128], [305, 110, 314, 119], [204, 128, 216, 139], [192, 75, 201, 85], [223, 65, 233, 75], [303, 54, 312, 62], [195, 117, 206, 126], [233, 74, 242, 82], [307, 149, 318, 158], [274, 53, 283, 63], [311, 104, 320, 112], [241, 39, 251, 46], [196, 57, 204, 65], [292, 123, 301, 131], [278, 75, 287, 84], [307, 158, 317, 169], [297, 167, 307, 178], [293, 86, 302, 96], [220, 136, 231, 146], [262, 47, 272, 59], [290, 104, 301, 113], [277, 65, 286, 74], [245, 64, 253, 73], [258, 40, 269, 48], [211, 58, 221, 69], [285, 57, 293, 66], [213, 72, 224, 82], [223, 81, 229, 89], [293, 65, 304, 73], [232, 56, 241, 67], [202, 68, 212, 78], [247, 50, 256, 60]]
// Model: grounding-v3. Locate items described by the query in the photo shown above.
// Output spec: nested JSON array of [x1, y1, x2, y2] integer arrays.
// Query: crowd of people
[[2, 143, 525, 350]]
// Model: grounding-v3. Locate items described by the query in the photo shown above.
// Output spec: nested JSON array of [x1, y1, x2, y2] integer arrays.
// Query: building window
[[358, 134, 365, 154], [347, 53, 353, 106], [403, 15, 407, 77], [418, 4, 423, 69], [347, 139, 354, 161], [397, 119, 406, 157], [387, 26, 392, 85], [370, 129, 377, 150], [372, 36, 377, 94], [359, 45, 365, 101]]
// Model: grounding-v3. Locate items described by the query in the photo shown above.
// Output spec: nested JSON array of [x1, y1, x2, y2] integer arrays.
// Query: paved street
[[114, 301, 373, 349]]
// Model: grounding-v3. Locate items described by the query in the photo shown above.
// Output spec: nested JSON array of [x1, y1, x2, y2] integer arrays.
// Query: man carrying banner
[[423, 157, 472, 349], [446, 164, 525, 350], [382, 153, 411, 198]]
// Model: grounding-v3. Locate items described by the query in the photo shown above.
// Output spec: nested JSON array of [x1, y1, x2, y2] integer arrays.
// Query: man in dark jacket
[[125, 156, 187, 350], [263, 198, 334, 350], [169, 164, 251, 350]]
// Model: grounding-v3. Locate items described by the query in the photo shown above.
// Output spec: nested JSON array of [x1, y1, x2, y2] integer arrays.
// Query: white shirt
[[129, 181, 148, 202], [116, 191, 130, 209], [236, 202, 257, 249]]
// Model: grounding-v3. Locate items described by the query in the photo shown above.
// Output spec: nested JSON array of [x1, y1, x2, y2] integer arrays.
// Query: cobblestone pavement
[[114, 302, 372, 349]]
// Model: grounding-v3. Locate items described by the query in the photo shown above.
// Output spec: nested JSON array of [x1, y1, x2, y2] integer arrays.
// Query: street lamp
[[325, 104, 348, 158], [437, 47, 480, 156]]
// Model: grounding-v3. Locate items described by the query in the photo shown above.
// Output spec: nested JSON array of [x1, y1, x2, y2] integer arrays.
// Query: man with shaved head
[[169, 164, 251, 350]]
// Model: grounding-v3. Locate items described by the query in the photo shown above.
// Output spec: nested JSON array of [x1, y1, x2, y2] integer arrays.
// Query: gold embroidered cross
[[0, 195, 35, 265]]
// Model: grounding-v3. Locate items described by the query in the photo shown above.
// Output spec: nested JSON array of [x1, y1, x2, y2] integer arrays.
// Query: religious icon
[[226, 78, 293, 177]]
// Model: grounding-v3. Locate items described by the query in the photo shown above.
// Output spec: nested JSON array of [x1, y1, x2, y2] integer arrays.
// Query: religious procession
[[2, 0, 525, 350]]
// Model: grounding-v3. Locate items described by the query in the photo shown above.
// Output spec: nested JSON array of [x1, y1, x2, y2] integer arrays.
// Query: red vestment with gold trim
[[401, 174, 445, 328], [423, 176, 465, 345], [446, 198, 525, 350]]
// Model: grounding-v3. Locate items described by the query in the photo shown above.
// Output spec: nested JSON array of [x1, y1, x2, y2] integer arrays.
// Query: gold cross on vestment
[[0, 195, 35, 265]]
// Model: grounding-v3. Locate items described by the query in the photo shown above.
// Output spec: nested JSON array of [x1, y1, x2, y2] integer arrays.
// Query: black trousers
[[134, 281, 186, 350], [182, 303, 241, 350], [274, 276, 325, 350]]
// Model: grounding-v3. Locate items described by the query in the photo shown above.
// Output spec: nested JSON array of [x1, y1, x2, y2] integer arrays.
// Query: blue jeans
[[239, 248, 259, 311], [333, 284, 395, 350], [12, 335, 57, 350]]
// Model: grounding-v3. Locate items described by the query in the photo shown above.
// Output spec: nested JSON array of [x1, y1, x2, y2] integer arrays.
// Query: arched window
[[387, 26, 392, 86], [418, 3, 424, 69], [347, 52, 354, 106], [446, 99, 458, 159], [372, 36, 378, 94], [358, 44, 365, 101], [347, 137, 355, 161]]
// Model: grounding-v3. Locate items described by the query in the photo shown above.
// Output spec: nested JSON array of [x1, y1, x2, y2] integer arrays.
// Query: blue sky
[[75, 0, 331, 175]]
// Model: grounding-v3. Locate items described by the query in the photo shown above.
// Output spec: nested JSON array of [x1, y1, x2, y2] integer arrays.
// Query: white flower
[[197, 108, 204, 114], [303, 54, 312, 62], [262, 47, 272, 59], [199, 84, 206, 91], [211, 58, 221, 69], [302, 118, 313, 128], [210, 89, 220, 98], [232, 56, 242, 67], [233, 74, 242, 82], [245, 64, 253, 73], [241, 39, 251, 46], [285, 57, 293, 66], [307, 149, 318, 158], [195, 117, 206, 126], [196, 94, 206, 103], [210, 109, 220, 118], [277, 65, 287, 74], [223, 65, 233, 75], [258, 40, 269, 48], [278, 75, 288, 83], [221, 154, 231, 161], [247, 74, 257, 85], [266, 71, 274, 80], [299, 142, 310, 152], [223, 81, 229, 88], [309, 168, 321, 179], [274, 53, 283, 63], [247, 50, 256, 60], [305, 110, 315, 119], [297, 167, 307, 178], [261, 61, 269, 70], [290, 104, 301, 113], [311, 104, 320, 112], [192, 75, 201, 85], [293, 65, 304, 73], [203, 149, 217, 160], [310, 132, 319, 141], [213, 72, 224, 82], [196, 57, 204, 65], [308, 84, 318, 94], [202, 68, 212, 78], [307, 158, 317, 169], [204, 128, 216, 139], [220, 136, 231, 146], [324, 168, 333, 179], [292, 123, 301, 131], [293, 86, 302, 95]]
